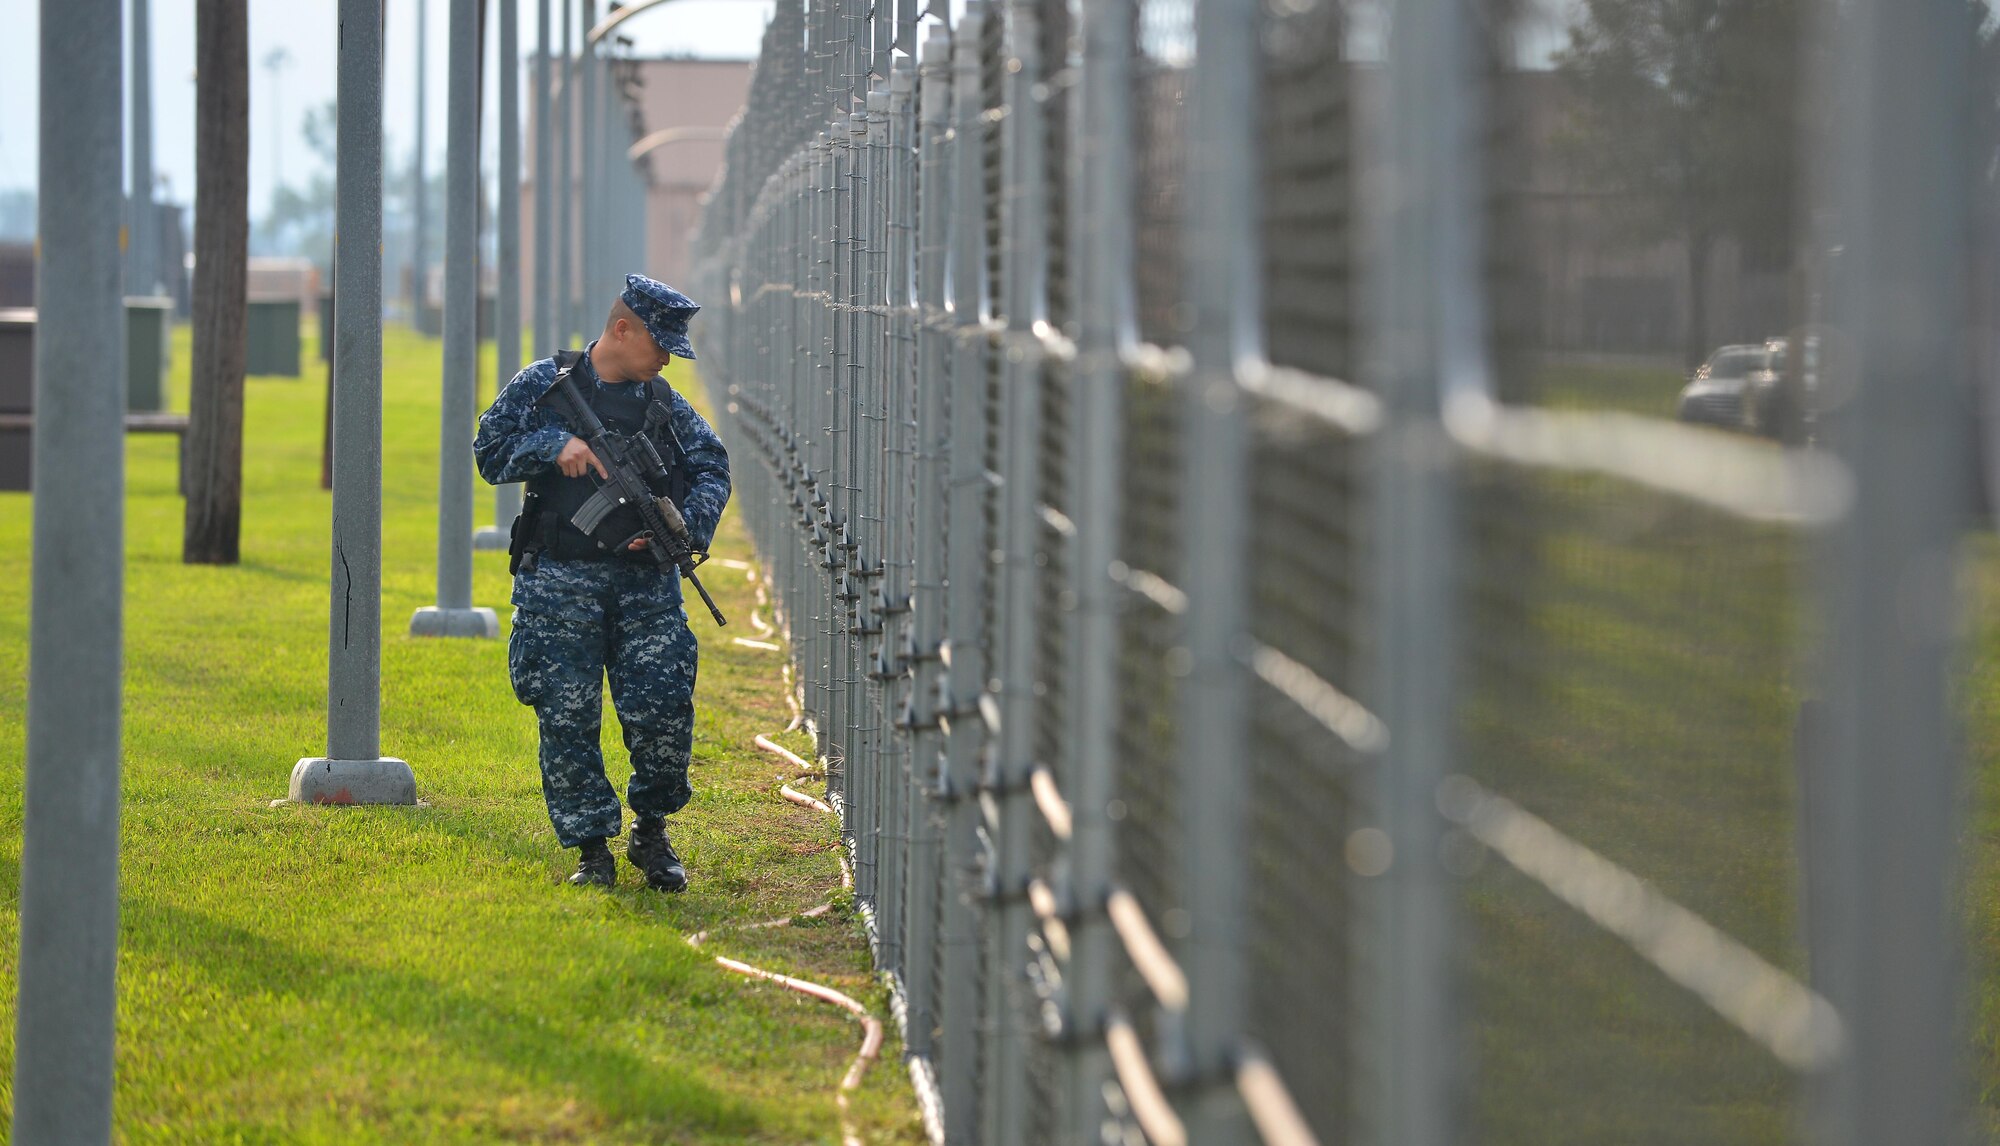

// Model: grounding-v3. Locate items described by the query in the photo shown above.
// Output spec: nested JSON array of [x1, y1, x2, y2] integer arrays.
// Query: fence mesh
[[1244, 388, 1371, 1145], [1134, 0, 1193, 347], [1114, 365, 1185, 927], [1459, 458, 1808, 1145], [1259, 0, 1357, 382], [680, 2, 1979, 1144]]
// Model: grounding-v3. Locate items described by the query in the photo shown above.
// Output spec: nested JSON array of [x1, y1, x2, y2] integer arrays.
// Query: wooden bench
[[0, 410, 192, 494]]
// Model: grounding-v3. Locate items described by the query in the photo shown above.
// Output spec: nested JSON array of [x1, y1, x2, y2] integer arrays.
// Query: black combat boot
[[568, 837, 616, 888], [627, 815, 688, 893]]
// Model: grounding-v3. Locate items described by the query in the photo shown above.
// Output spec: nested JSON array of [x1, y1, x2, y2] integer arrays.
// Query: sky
[[0, 0, 774, 215], [0, 0, 1578, 218]]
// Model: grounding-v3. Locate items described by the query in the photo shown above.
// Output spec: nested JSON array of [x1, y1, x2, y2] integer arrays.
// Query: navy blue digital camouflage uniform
[[472, 277, 730, 848]]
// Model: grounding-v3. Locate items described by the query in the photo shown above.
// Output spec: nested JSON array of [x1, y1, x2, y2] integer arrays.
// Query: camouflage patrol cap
[[621, 273, 701, 360]]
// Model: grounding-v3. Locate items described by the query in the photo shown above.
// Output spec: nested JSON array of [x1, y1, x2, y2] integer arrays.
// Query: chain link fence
[[686, 0, 1979, 1142]]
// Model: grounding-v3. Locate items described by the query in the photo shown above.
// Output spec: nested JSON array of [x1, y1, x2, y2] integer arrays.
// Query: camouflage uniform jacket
[[473, 342, 732, 558]]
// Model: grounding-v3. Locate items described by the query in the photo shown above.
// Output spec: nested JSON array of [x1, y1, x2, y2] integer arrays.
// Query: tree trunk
[[1685, 227, 1714, 373], [184, 0, 249, 564]]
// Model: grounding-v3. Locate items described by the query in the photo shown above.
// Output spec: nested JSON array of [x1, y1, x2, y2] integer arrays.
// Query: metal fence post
[[940, 10, 995, 1138], [1363, 0, 1476, 1140], [589, 50, 606, 307], [578, 1, 598, 323], [533, 0, 553, 356], [625, 152, 648, 290], [809, 128, 836, 755], [872, 0, 894, 86], [292, 0, 415, 803], [882, 51, 920, 1011], [1064, 0, 1136, 1140], [826, 106, 853, 796], [555, 0, 575, 345], [476, 0, 524, 550], [985, 2, 1049, 1142], [1173, 0, 1259, 1135], [847, 96, 878, 904], [129, 0, 158, 295], [901, 24, 954, 1069], [412, 0, 500, 639], [859, 77, 900, 957], [1812, 1, 1974, 1142], [414, 0, 431, 330], [602, 52, 620, 302], [13, 3, 125, 1139]]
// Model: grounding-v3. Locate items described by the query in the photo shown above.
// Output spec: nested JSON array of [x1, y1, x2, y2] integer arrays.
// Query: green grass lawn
[[1451, 399, 2000, 1143], [1536, 358, 1691, 418], [1459, 463, 1806, 1144], [0, 321, 925, 1143]]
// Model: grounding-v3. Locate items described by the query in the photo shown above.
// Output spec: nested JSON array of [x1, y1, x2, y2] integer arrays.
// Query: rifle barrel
[[686, 569, 728, 626]]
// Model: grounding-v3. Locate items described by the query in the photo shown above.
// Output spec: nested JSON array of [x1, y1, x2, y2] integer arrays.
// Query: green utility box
[[0, 308, 32, 492], [126, 296, 173, 411], [246, 298, 303, 377]]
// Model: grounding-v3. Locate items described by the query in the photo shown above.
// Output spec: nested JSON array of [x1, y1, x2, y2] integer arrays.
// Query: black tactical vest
[[525, 367, 691, 562]]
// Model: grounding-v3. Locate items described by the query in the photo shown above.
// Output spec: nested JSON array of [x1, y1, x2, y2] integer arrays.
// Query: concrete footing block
[[409, 605, 500, 638], [288, 757, 417, 805], [472, 526, 509, 550]]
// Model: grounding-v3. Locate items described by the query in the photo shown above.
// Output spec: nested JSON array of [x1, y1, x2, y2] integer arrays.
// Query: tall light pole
[[578, 0, 597, 314], [14, 1, 125, 1139], [291, 0, 417, 805], [474, 0, 523, 549], [130, 0, 159, 295], [413, 0, 431, 330], [554, 0, 574, 345], [411, 0, 499, 637], [533, 0, 553, 353]]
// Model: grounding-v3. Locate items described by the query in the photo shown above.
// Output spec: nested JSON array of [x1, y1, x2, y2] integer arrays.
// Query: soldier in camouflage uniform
[[474, 274, 731, 890]]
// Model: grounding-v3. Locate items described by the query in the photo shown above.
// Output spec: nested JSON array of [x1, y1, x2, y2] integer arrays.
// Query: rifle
[[542, 354, 729, 626]]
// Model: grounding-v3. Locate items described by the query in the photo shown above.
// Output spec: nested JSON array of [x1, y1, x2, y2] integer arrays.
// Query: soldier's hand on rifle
[[556, 435, 608, 480]]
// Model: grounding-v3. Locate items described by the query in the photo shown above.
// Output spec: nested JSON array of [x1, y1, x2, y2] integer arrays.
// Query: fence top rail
[[1445, 395, 1853, 525], [1238, 361, 1382, 438]]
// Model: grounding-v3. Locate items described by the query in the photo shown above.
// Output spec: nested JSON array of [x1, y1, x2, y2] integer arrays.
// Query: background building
[[524, 56, 750, 335]]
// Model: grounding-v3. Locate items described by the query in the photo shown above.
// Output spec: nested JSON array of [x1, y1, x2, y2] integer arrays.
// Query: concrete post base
[[472, 526, 509, 550], [409, 605, 500, 638], [289, 756, 417, 805]]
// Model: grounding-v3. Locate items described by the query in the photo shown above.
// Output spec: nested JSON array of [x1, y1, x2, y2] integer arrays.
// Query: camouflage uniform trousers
[[507, 558, 700, 848]]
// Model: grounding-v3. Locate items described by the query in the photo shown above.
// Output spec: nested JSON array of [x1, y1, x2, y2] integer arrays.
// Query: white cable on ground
[[709, 951, 884, 1146], [736, 576, 782, 649], [684, 900, 882, 1146], [757, 733, 821, 775], [677, 655, 882, 1145], [783, 783, 837, 816]]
